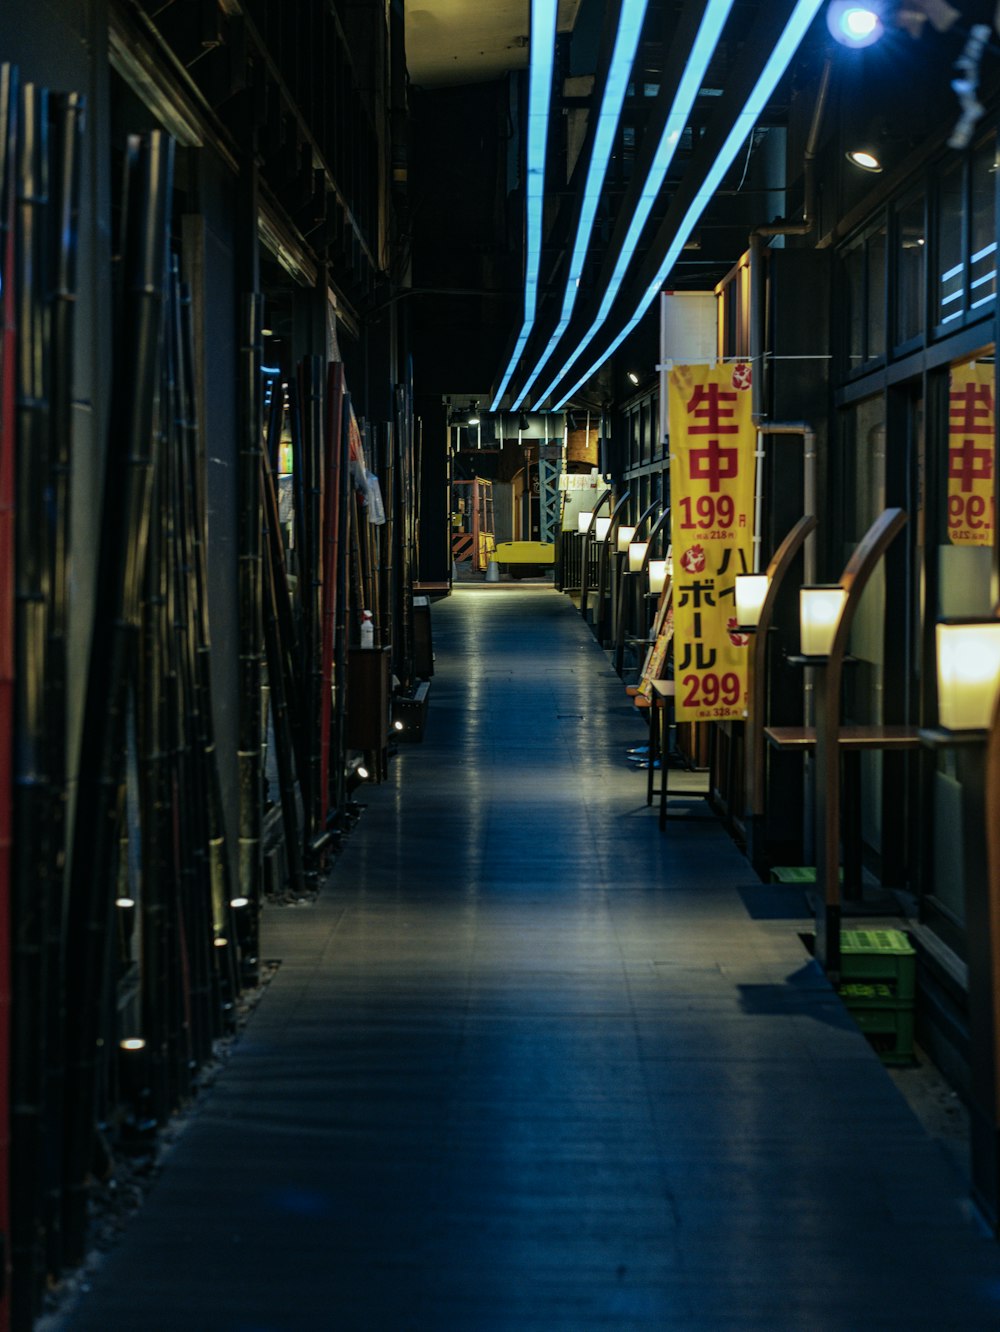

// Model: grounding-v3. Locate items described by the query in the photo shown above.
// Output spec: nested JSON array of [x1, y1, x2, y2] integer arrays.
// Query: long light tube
[[490, 0, 559, 410], [512, 0, 652, 409], [550, 0, 825, 408], [530, 0, 737, 408]]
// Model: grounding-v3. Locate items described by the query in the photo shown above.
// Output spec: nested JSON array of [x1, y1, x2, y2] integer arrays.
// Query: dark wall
[[409, 81, 517, 395], [192, 155, 242, 884]]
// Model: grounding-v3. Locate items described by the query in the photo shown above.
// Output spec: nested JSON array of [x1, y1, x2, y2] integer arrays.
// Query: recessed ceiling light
[[846, 148, 882, 172], [827, 2, 884, 49]]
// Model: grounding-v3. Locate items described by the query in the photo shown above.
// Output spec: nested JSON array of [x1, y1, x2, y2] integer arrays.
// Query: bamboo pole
[[287, 375, 310, 825], [138, 364, 172, 1125], [63, 132, 174, 1264], [261, 450, 306, 898], [0, 64, 18, 1332], [178, 277, 237, 1013], [305, 357, 324, 845], [236, 290, 263, 983], [320, 363, 345, 821], [11, 81, 51, 1322], [332, 393, 353, 821], [41, 88, 83, 1280], [165, 265, 214, 1065]]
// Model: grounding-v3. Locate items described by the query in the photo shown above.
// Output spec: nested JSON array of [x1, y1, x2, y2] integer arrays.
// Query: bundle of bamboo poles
[[259, 357, 353, 880], [5, 73, 88, 1324], [4, 113, 245, 1316]]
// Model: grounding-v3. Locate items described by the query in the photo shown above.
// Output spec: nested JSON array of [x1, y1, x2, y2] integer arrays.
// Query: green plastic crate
[[840, 929, 916, 1001], [846, 1003, 915, 1066], [770, 866, 843, 885], [839, 981, 904, 1008]]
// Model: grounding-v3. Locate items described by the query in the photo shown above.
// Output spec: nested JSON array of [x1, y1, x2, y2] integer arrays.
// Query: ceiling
[[405, 0, 582, 88]]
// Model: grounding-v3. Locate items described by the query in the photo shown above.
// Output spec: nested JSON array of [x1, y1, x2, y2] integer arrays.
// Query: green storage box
[[840, 929, 916, 1002], [843, 1002, 915, 1066], [770, 866, 843, 884]]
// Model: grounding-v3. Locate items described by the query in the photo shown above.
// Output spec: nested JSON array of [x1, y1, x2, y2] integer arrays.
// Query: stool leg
[[659, 701, 669, 831], [646, 702, 657, 807]]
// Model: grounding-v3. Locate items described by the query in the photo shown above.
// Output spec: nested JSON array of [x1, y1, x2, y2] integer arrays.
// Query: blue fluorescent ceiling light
[[530, 0, 736, 408], [490, 0, 559, 411], [551, 0, 825, 408], [512, 0, 651, 410]]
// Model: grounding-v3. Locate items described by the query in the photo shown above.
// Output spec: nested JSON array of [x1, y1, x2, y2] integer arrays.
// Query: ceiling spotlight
[[518, 411, 530, 432], [827, 2, 884, 48], [467, 402, 481, 426], [846, 148, 883, 172], [627, 370, 640, 385]]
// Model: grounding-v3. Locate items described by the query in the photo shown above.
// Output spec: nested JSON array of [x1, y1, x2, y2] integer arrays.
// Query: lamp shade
[[577, 509, 594, 534], [628, 541, 648, 573], [735, 574, 769, 629], [799, 585, 847, 657], [594, 516, 612, 541], [617, 524, 636, 553], [648, 559, 668, 594], [936, 619, 1000, 730]]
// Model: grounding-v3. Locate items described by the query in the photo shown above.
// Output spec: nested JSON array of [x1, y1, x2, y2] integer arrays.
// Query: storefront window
[[936, 159, 964, 327], [969, 133, 997, 314], [845, 243, 864, 368], [842, 218, 887, 371], [866, 222, 886, 362], [895, 193, 925, 346]]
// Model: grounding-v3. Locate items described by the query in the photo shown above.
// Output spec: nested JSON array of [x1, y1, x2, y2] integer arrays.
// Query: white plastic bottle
[[360, 609, 374, 649]]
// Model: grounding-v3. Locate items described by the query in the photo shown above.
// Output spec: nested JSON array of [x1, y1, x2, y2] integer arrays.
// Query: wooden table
[[764, 724, 921, 899]]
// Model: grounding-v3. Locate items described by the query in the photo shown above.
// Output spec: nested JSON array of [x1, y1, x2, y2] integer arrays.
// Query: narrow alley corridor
[[57, 588, 1000, 1331]]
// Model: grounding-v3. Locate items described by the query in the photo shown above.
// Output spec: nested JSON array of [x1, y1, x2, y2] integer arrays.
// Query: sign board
[[667, 362, 755, 722], [948, 358, 995, 547]]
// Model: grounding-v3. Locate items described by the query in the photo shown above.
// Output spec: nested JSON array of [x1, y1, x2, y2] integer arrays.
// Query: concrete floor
[[54, 586, 1000, 1330]]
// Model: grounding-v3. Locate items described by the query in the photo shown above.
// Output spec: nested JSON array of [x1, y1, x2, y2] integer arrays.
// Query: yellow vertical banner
[[947, 359, 995, 547], [668, 362, 755, 722]]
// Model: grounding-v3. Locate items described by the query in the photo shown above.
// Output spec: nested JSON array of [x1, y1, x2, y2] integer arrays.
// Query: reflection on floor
[[56, 586, 1000, 1332]]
